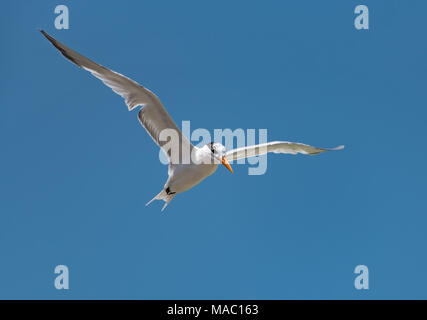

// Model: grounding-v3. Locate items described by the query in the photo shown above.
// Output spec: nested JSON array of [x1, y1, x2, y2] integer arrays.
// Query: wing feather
[[226, 141, 344, 161], [40, 30, 193, 161]]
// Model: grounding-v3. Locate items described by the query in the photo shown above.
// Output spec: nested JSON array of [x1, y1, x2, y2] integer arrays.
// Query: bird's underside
[[40, 30, 344, 212]]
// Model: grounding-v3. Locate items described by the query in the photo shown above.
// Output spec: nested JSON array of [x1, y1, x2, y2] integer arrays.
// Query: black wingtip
[[39, 30, 51, 41], [39, 30, 83, 68]]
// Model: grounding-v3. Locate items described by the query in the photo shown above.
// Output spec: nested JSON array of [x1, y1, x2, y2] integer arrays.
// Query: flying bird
[[40, 30, 344, 211]]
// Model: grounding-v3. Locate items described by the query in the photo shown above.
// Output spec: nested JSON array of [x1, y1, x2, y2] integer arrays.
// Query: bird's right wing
[[226, 141, 344, 161], [40, 30, 193, 162]]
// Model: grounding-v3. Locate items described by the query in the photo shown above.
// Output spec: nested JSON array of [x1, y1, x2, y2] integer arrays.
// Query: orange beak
[[221, 156, 233, 173]]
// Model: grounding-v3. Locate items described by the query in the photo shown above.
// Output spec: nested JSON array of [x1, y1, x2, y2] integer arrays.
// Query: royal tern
[[40, 30, 344, 211]]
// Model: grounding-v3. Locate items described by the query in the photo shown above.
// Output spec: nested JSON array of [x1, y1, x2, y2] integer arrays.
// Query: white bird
[[40, 30, 344, 211]]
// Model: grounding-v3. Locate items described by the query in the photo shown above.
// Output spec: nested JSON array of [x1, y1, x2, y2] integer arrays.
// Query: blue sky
[[1, 0, 427, 299]]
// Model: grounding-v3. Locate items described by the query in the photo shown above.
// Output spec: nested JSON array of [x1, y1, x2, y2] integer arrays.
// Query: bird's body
[[148, 144, 221, 210], [167, 162, 218, 194], [167, 151, 219, 194], [40, 30, 344, 211]]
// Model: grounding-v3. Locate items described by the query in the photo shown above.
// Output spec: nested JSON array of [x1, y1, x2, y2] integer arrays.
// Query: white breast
[[166, 163, 218, 193]]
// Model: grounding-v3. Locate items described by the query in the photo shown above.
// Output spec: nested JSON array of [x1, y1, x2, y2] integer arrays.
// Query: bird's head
[[207, 142, 233, 173]]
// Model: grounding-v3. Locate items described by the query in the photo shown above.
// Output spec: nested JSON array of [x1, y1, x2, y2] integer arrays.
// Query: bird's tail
[[146, 189, 176, 212]]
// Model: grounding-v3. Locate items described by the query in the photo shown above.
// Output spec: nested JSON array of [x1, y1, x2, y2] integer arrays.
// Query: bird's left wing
[[226, 141, 344, 161], [40, 30, 193, 162]]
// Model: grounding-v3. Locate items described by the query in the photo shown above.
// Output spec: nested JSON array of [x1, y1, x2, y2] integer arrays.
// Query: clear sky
[[1, 0, 426, 299]]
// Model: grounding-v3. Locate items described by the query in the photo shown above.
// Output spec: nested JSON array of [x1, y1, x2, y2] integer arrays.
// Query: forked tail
[[146, 189, 176, 212]]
